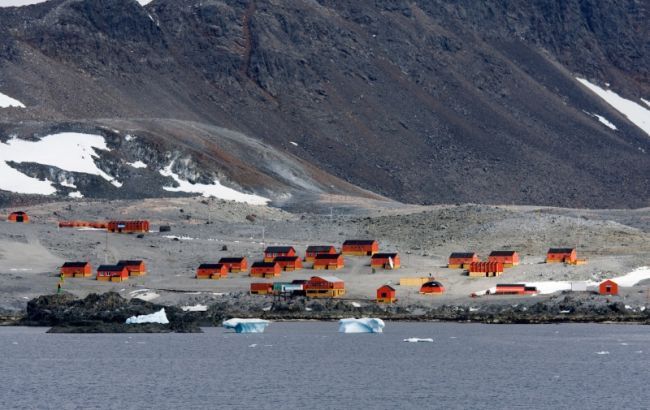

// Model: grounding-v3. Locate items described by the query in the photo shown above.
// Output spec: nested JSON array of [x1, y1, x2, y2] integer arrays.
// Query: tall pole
[[104, 230, 109, 264]]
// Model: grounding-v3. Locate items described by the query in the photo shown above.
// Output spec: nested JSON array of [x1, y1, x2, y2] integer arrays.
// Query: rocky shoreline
[[1, 292, 647, 332]]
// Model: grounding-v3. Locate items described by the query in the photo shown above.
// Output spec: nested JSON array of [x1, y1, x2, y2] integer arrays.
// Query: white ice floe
[[403, 338, 434, 343], [595, 351, 610, 355], [338, 318, 385, 333], [181, 305, 208, 312], [223, 318, 270, 333], [576, 78, 650, 136], [125, 308, 169, 324], [0, 133, 120, 195], [160, 163, 269, 205], [0, 91, 25, 108], [129, 160, 147, 169]]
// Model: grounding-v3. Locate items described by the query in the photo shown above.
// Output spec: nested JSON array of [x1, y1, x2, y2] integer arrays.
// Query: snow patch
[[125, 308, 169, 324], [583, 111, 617, 130], [289, 141, 298, 146], [610, 266, 650, 287], [137, 0, 154, 5], [641, 98, 650, 108], [160, 163, 269, 205], [181, 304, 208, 312], [0, 91, 25, 108], [576, 78, 650, 136], [163, 235, 194, 241], [403, 338, 433, 343], [129, 160, 147, 169], [223, 318, 270, 333], [68, 191, 83, 198], [0, 133, 121, 195], [338, 318, 385, 333]]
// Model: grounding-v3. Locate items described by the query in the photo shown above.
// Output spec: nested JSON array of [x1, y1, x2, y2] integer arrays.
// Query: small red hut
[[305, 276, 345, 298], [305, 245, 337, 262], [263, 246, 296, 262], [341, 240, 379, 256], [599, 279, 619, 296], [546, 248, 577, 264], [107, 220, 149, 233], [250, 282, 274, 295], [250, 261, 282, 278], [218, 257, 248, 273], [60, 262, 92, 278], [448, 252, 479, 268], [488, 251, 520, 267], [313, 253, 345, 270], [468, 262, 504, 277], [8, 211, 29, 223], [376, 285, 397, 303], [420, 281, 445, 295], [96, 265, 129, 282], [371, 253, 401, 269], [274, 255, 303, 271], [196, 263, 228, 279], [117, 260, 147, 276]]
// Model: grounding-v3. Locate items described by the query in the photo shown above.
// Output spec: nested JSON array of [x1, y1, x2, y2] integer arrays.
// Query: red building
[[305, 245, 337, 262], [371, 253, 401, 269], [250, 262, 282, 278], [107, 220, 149, 233], [341, 240, 379, 256], [468, 262, 504, 277], [448, 252, 478, 268], [8, 211, 29, 223], [420, 281, 445, 295], [96, 265, 129, 282], [218, 257, 248, 273], [117, 260, 147, 276], [313, 253, 345, 270], [494, 284, 538, 295], [58, 220, 108, 229], [376, 285, 397, 303], [274, 255, 303, 271], [599, 279, 619, 296], [263, 246, 296, 262], [60, 262, 92, 278], [546, 248, 577, 264], [488, 251, 520, 267], [250, 282, 273, 295], [305, 276, 345, 298], [196, 263, 228, 279]]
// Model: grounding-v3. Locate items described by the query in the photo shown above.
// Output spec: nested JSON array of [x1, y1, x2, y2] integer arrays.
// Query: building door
[[16, 215, 23, 222]]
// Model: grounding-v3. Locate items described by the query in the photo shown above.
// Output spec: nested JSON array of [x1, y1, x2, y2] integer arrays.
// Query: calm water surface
[[0, 323, 648, 409]]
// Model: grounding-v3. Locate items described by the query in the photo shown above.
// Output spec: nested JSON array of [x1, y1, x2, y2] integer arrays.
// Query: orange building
[[313, 253, 344, 270], [60, 262, 92, 278], [371, 253, 400, 269], [305, 245, 337, 262], [599, 279, 619, 296], [196, 263, 228, 279], [250, 282, 274, 295], [494, 284, 538, 295], [546, 248, 577, 264], [8, 211, 29, 223], [263, 246, 296, 262], [341, 240, 379, 256], [107, 220, 149, 233], [305, 276, 345, 298], [376, 285, 397, 303], [488, 251, 520, 267], [218, 257, 248, 273], [250, 262, 282, 278], [96, 265, 129, 282], [117, 260, 146, 276], [468, 262, 504, 277], [448, 252, 478, 268], [274, 255, 303, 271], [58, 220, 107, 229], [420, 281, 445, 295]]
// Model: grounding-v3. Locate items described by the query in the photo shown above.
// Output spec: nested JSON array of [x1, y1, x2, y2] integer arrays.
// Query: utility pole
[[104, 230, 109, 264]]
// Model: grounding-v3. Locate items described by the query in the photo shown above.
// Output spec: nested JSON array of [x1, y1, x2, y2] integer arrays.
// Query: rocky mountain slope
[[0, 0, 648, 207]]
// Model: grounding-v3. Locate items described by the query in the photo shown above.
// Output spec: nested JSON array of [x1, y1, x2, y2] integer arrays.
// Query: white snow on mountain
[[129, 160, 148, 169], [0, 91, 25, 108], [576, 78, 650, 137], [590, 113, 617, 130], [160, 163, 269, 205], [0, 133, 120, 195]]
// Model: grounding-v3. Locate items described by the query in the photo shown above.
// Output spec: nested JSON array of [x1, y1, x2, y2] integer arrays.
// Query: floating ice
[[223, 318, 270, 333], [125, 308, 169, 324], [403, 338, 434, 343], [595, 351, 610, 355], [338, 318, 385, 333]]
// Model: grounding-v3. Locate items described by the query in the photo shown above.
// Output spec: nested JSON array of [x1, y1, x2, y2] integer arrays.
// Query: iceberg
[[125, 308, 169, 324], [403, 338, 434, 343], [338, 318, 385, 333], [223, 318, 270, 333]]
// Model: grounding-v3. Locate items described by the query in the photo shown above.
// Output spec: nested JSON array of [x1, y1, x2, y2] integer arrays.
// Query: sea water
[[0, 323, 648, 409]]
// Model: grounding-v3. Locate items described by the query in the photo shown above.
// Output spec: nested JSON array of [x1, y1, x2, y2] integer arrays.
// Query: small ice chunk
[[403, 338, 434, 343], [338, 318, 385, 333], [223, 318, 270, 333], [595, 351, 610, 355], [125, 308, 169, 324]]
